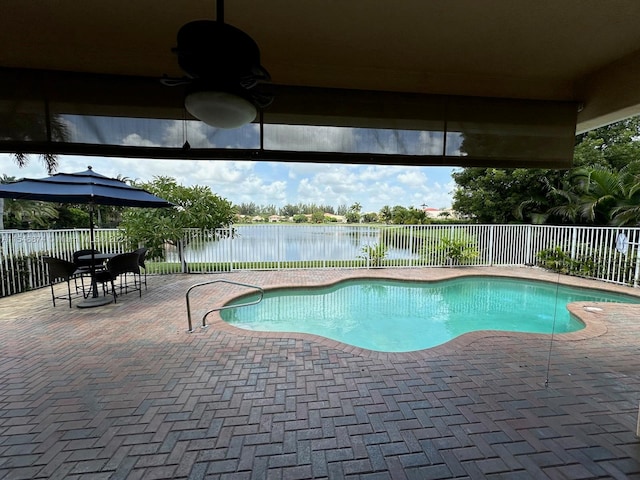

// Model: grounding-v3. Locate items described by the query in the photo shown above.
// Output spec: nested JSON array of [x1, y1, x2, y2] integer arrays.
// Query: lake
[[172, 224, 415, 263]]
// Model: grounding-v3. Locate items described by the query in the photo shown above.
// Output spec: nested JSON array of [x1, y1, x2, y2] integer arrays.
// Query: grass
[[147, 259, 376, 273], [144, 257, 437, 274]]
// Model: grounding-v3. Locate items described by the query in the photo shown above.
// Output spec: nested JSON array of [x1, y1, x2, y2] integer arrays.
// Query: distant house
[[268, 215, 283, 222], [422, 207, 460, 219], [422, 207, 442, 219]]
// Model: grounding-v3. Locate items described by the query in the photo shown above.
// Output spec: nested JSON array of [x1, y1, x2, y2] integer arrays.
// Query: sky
[[1, 114, 460, 213], [1, 153, 457, 213]]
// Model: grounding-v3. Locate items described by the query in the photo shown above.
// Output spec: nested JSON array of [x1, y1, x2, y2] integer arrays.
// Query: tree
[[3, 114, 69, 174], [516, 118, 640, 225], [573, 117, 640, 170], [542, 167, 622, 225], [0, 174, 59, 229], [362, 212, 379, 223], [379, 205, 392, 224], [453, 117, 640, 225], [1, 199, 59, 229], [452, 168, 568, 223], [387, 205, 427, 224], [311, 211, 325, 223], [406, 207, 428, 224], [118, 177, 235, 268], [346, 202, 362, 223], [280, 203, 301, 217], [535, 162, 640, 226], [2, 115, 68, 228], [391, 205, 410, 224], [237, 202, 260, 216], [50, 206, 90, 229]]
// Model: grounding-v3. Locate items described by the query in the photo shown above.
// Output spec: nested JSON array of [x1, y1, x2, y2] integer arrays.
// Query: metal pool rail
[[185, 279, 264, 332]]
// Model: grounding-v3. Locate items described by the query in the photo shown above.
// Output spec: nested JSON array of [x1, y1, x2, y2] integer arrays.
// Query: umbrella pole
[[90, 205, 96, 296], [77, 203, 113, 308]]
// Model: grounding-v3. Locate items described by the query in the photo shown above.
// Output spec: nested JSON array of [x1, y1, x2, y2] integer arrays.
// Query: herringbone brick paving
[[1, 267, 640, 479]]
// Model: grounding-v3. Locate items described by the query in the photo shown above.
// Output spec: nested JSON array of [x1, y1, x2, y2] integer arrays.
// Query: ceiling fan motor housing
[[175, 20, 263, 83], [171, 17, 274, 127]]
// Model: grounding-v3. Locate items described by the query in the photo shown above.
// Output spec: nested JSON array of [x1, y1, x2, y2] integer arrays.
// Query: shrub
[[358, 243, 388, 267], [436, 237, 479, 266]]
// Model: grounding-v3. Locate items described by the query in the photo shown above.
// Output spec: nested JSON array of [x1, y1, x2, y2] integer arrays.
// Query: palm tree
[[0, 174, 61, 229], [349, 202, 362, 214], [379, 205, 392, 224], [0, 174, 18, 229], [3, 113, 69, 173], [2, 113, 68, 229], [607, 163, 640, 226], [12, 152, 59, 175], [554, 167, 621, 224], [535, 162, 640, 226]]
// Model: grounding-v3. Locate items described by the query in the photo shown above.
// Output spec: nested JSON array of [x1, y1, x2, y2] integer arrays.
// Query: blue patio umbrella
[[0, 166, 173, 306], [0, 166, 173, 207]]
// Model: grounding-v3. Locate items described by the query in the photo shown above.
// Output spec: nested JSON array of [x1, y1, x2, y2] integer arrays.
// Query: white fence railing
[[2, 224, 639, 297]]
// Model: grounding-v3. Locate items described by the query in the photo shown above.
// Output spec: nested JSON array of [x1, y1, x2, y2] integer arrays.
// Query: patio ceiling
[[2, 0, 640, 167]]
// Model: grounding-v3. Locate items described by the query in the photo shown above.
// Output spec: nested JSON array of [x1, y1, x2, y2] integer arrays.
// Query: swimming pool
[[220, 276, 640, 352]]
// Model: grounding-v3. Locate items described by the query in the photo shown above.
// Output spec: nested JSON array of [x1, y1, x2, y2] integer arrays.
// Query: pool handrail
[[185, 279, 264, 332]]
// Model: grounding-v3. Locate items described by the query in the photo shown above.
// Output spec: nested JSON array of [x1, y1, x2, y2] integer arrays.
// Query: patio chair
[[134, 247, 149, 290], [43, 256, 79, 308], [72, 248, 103, 296], [95, 252, 142, 303]]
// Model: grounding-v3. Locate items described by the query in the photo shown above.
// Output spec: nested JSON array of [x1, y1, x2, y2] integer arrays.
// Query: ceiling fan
[[162, 0, 273, 129]]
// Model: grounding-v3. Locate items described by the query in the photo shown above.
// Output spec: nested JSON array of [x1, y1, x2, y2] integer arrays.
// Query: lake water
[[175, 224, 415, 263]]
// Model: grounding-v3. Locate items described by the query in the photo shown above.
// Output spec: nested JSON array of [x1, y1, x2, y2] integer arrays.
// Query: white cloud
[[121, 134, 160, 147], [397, 170, 428, 188], [1, 152, 455, 212], [230, 176, 288, 206], [358, 165, 397, 181], [263, 125, 356, 152], [174, 122, 216, 148], [418, 131, 448, 156]]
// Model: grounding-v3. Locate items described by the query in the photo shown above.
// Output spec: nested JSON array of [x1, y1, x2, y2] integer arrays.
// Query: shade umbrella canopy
[[0, 166, 173, 307], [0, 166, 173, 208]]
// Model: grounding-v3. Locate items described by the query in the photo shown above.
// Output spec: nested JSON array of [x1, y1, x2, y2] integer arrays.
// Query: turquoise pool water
[[220, 277, 640, 352]]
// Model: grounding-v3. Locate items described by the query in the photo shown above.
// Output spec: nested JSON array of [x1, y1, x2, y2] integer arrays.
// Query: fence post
[[179, 237, 188, 273], [488, 225, 495, 266], [277, 224, 281, 271], [634, 249, 640, 287], [409, 225, 414, 267], [570, 227, 578, 260], [525, 225, 533, 265], [229, 226, 235, 272]]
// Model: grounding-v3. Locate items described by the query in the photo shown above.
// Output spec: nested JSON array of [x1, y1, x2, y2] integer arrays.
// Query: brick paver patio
[[1, 267, 640, 479]]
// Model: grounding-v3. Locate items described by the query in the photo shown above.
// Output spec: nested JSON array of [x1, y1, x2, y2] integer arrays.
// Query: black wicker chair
[[134, 247, 149, 290], [43, 256, 79, 307], [72, 248, 103, 296], [95, 252, 142, 303]]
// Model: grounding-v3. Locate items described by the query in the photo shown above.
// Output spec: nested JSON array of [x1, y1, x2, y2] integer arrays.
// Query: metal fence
[[2, 224, 639, 297]]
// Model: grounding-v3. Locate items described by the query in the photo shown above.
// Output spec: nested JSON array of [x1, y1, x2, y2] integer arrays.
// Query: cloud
[[397, 170, 428, 188], [1, 149, 456, 213], [162, 121, 215, 148], [121, 133, 160, 147], [263, 125, 356, 152], [230, 176, 288, 206]]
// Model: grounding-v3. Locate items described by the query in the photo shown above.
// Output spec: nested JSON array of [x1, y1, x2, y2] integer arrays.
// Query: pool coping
[[205, 266, 640, 361]]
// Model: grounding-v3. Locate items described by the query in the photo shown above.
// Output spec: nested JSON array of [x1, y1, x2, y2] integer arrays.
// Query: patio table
[[76, 253, 117, 308]]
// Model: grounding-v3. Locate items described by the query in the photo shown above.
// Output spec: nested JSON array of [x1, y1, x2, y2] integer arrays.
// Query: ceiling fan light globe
[[185, 91, 256, 129]]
